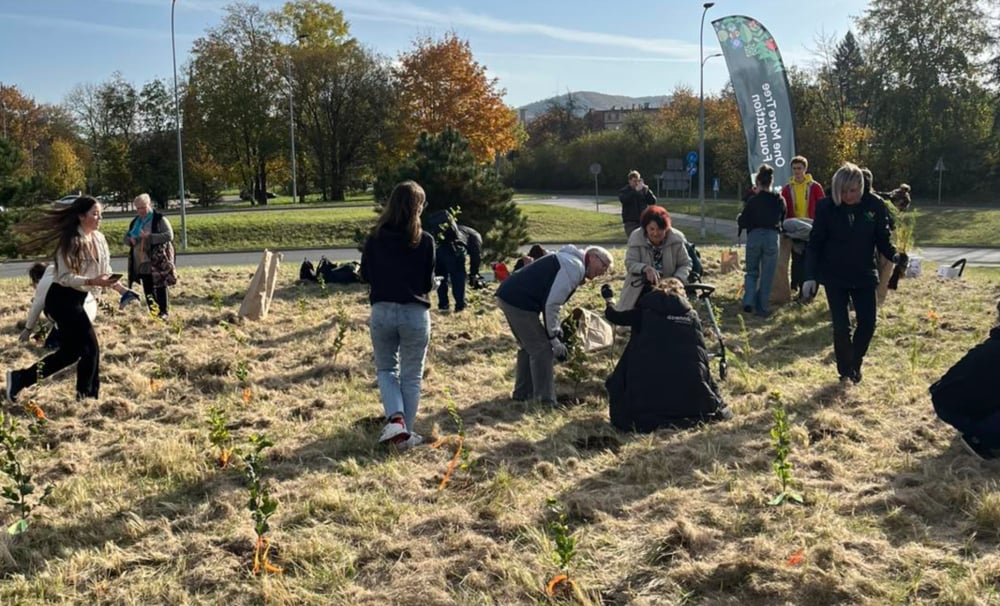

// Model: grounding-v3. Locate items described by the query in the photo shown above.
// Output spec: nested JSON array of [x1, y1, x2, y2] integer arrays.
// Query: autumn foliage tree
[[394, 33, 519, 163], [41, 139, 84, 199]]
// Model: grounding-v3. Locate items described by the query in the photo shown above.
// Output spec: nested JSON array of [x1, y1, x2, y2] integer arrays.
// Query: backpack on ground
[[318, 258, 361, 284], [299, 258, 316, 282]]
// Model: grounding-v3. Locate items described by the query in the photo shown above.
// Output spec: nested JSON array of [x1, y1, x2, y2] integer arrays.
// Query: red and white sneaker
[[378, 417, 409, 444]]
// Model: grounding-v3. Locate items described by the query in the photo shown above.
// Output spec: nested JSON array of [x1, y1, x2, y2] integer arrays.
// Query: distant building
[[585, 103, 661, 131]]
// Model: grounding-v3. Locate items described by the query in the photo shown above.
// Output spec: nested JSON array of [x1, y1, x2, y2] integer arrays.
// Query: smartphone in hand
[[107, 273, 124, 283]]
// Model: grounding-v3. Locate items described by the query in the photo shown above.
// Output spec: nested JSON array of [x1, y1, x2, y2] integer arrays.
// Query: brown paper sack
[[720, 249, 741, 274], [239, 249, 283, 320], [570, 308, 614, 352], [769, 236, 793, 305]]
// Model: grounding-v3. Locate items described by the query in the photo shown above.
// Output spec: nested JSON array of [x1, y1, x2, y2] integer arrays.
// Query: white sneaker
[[397, 432, 423, 451], [378, 417, 409, 443]]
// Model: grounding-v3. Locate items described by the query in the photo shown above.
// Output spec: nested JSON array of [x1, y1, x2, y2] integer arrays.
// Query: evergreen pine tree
[[376, 127, 528, 260]]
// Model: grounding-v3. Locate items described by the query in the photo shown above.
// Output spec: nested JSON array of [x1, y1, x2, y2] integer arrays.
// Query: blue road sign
[[686, 151, 698, 164], [712, 177, 720, 192], [686, 163, 697, 176]]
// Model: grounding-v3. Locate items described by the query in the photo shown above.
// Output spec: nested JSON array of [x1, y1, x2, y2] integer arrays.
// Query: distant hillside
[[517, 91, 671, 122]]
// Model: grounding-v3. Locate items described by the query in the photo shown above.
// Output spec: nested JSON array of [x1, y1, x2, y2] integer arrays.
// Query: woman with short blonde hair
[[802, 162, 905, 383]]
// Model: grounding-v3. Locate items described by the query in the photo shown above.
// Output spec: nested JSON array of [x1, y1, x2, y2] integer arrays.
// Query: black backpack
[[685, 241, 704, 283], [317, 258, 361, 284], [299, 258, 316, 282], [425, 209, 468, 253]]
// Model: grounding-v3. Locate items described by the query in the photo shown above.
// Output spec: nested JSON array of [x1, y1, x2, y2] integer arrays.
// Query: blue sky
[[0, 0, 871, 108]]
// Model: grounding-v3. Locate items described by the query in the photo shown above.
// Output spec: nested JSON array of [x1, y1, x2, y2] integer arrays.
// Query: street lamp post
[[286, 56, 298, 203], [698, 1, 715, 239], [285, 57, 299, 204], [286, 35, 307, 203], [171, 0, 188, 250]]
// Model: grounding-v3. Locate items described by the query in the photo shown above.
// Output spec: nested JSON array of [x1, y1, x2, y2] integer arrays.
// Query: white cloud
[[479, 52, 693, 64], [0, 12, 170, 39], [337, 0, 699, 59]]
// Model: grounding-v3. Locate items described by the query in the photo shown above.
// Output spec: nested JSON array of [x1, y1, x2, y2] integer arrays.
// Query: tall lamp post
[[286, 57, 298, 204], [171, 0, 188, 250], [286, 34, 306, 203], [698, 1, 715, 239]]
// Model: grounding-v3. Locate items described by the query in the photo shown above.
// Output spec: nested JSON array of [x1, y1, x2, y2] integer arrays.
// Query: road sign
[[686, 162, 697, 176], [686, 151, 698, 164], [934, 157, 945, 172], [589, 162, 602, 175], [712, 177, 720, 192]]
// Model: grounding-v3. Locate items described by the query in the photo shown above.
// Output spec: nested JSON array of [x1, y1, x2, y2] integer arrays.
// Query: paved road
[[2, 196, 997, 279]]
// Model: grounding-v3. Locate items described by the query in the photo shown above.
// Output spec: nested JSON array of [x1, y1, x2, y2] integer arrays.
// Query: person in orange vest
[[780, 155, 825, 219]]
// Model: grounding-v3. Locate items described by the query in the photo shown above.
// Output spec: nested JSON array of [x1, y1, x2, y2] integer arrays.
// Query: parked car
[[239, 190, 278, 201], [54, 194, 81, 205]]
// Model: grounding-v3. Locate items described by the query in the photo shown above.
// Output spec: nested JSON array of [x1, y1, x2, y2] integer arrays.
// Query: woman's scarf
[[128, 213, 153, 241], [646, 236, 666, 273]]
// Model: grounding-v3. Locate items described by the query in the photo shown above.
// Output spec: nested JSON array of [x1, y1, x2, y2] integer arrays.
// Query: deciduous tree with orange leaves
[[394, 33, 519, 163]]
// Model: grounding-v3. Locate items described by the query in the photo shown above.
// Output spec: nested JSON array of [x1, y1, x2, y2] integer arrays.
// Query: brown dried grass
[[0, 252, 997, 605]]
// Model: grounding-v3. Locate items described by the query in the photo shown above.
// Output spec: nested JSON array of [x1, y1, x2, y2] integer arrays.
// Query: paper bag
[[720, 249, 741, 274], [239, 249, 283, 320], [570, 308, 614, 353]]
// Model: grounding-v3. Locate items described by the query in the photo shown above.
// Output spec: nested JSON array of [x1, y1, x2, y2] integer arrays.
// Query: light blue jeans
[[743, 229, 780, 315], [369, 302, 431, 431]]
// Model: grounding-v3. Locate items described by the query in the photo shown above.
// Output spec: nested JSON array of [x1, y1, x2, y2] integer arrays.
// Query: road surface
[[2, 197, 997, 278]]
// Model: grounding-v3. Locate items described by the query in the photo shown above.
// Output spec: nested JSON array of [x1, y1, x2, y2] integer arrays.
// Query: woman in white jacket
[[617, 205, 692, 311], [19, 262, 98, 347], [6, 196, 127, 403]]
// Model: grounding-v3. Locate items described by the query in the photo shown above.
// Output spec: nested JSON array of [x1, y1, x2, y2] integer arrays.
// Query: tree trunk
[[255, 158, 268, 206]]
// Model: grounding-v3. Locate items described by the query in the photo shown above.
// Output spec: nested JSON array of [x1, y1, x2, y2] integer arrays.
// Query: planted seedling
[[239, 434, 282, 575], [768, 392, 803, 506]]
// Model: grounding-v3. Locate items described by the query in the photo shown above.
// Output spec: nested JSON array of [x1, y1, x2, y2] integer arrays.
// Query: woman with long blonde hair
[[360, 181, 436, 450]]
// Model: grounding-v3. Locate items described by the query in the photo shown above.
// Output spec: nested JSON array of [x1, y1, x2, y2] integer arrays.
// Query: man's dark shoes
[[849, 368, 863, 384], [742, 305, 753, 314]]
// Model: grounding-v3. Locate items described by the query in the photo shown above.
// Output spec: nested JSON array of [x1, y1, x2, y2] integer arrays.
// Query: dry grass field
[[0, 249, 998, 605]]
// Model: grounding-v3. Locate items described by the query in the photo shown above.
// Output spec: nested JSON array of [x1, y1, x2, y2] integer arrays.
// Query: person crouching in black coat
[[929, 301, 1000, 460], [602, 278, 732, 432]]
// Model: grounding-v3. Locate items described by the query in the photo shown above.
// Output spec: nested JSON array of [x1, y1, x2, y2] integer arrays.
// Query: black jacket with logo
[[804, 195, 896, 289], [604, 290, 724, 432]]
